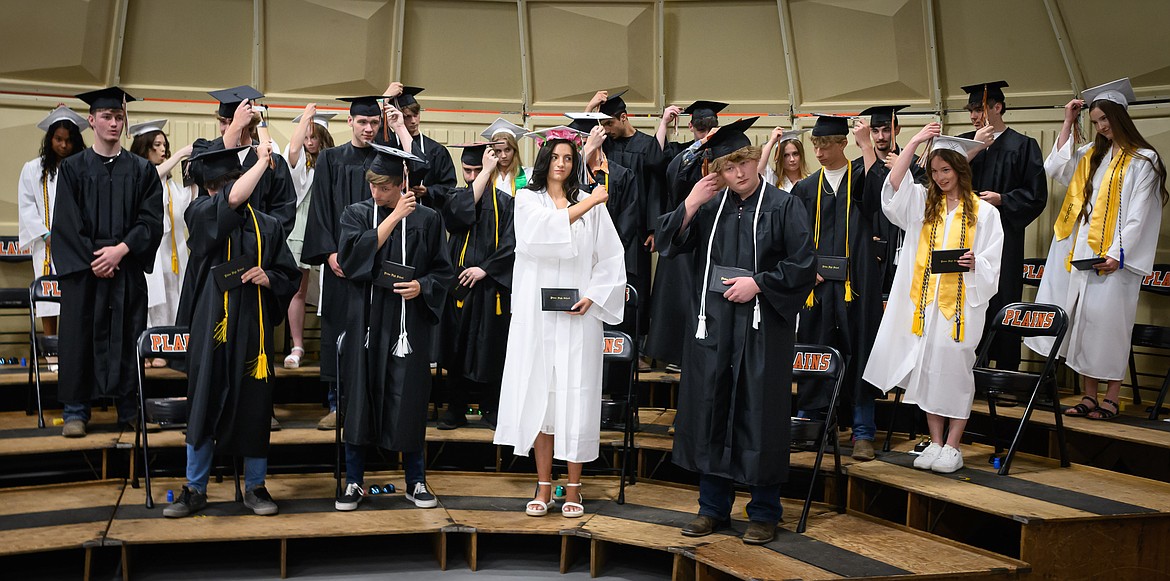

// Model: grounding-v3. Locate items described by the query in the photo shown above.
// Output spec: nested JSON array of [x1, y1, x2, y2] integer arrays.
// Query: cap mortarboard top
[[76, 87, 136, 112], [37, 105, 90, 132]]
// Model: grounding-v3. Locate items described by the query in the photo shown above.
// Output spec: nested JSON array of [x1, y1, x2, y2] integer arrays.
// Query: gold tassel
[[456, 299, 464, 309], [844, 278, 855, 302], [495, 292, 502, 316], [171, 253, 180, 275], [214, 291, 228, 344], [912, 313, 924, 337], [804, 290, 815, 309], [248, 352, 270, 381]]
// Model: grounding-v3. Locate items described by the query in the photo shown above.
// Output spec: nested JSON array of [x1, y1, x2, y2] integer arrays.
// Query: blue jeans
[[345, 444, 425, 486], [185, 438, 267, 493], [63, 398, 138, 424], [698, 474, 782, 525], [852, 397, 876, 442]]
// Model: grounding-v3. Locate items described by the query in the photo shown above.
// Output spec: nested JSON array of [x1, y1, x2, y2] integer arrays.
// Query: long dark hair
[[924, 149, 978, 229], [39, 120, 86, 181], [528, 138, 581, 203], [130, 130, 170, 164], [1082, 100, 1169, 217]]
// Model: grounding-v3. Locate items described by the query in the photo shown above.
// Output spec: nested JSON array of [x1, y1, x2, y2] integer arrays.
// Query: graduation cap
[[368, 142, 426, 178], [564, 112, 610, 134], [597, 89, 630, 117], [128, 119, 167, 138], [1082, 78, 1136, 109], [811, 114, 850, 137], [778, 128, 807, 143], [481, 118, 528, 140], [337, 96, 383, 117], [698, 116, 759, 160], [292, 111, 337, 128], [450, 142, 494, 167], [76, 87, 136, 111], [390, 86, 425, 108], [961, 81, 1009, 107], [930, 135, 984, 157], [682, 100, 728, 121], [525, 125, 588, 148], [188, 143, 249, 186], [37, 105, 90, 132], [209, 85, 264, 118], [859, 105, 908, 128]]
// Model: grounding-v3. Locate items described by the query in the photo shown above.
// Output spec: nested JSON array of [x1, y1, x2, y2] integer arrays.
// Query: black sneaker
[[436, 409, 467, 430], [244, 486, 279, 516], [481, 410, 498, 430], [406, 481, 438, 508], [335, 482, 364, 511], [163, 486, 208, 518]]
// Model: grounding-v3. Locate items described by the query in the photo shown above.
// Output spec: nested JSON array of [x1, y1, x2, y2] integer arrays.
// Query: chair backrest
[[1132, 323, 1170, 350], [791, 343, 844, 381], [29, 277, 62, 304], [0, 236, 31, 264], [603, 330, 635, 363], [0, 288, 30, 309], [1021, 258, 1046, 288], [1140, 264, 1170, 296], [137, 326, 191, 361], [990, 302, 1068, 339]]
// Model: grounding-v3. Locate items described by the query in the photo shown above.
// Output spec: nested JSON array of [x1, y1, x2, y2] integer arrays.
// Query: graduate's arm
[[759, 128, 783, 176], [752, 196, 818, 317], [227, 143, 271, 209], [96, 160, 165, 277], [440, 186, 479, 233], [514, 189, 576, 260], [287, 104, 316, 169], [854, 119, 879, 173], [1056, 99, 1084, 153], [376, 192, 415, 248], [575, 205, 626, 324], [605, 167, 642, 272], [222, 100, 253, 148], [47, 160, 96, 276], [336, 204, 382, 282], [656, 172, 720, 258], [156, 143, 192, 182], [17, 162, 49, 248], [299, 148, 336, 266], [471, 147, 499, 205], [888, 123, 937, 191], [568, 186, 607, 225], [655, 106, 681, 149]]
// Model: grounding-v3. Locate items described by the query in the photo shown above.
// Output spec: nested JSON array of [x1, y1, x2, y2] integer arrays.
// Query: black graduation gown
[[598, 162, 641, 306], [790, 160, 877, 409], [644, 143, 704, 364], [959, 128, 1047, 369], [195, 138, 297, 235], [50, 149, 163, 403], [858, 149, 926, 294], [179, 193, 301, 457], [300, 143, 379, 381], [337, 200, 453, 452], [658, 183, 817, 486], [603, 130, 665, 329], [439, 186, 515, 384]]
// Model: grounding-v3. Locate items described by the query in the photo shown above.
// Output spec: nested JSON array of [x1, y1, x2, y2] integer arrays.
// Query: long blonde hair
[[488, 133, 522, 190]]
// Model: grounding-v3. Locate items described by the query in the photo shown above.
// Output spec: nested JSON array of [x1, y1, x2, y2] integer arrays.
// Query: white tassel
[[695, 315, 708, 339], [752, 300, 761, 330], [393, 331, 412, 357]]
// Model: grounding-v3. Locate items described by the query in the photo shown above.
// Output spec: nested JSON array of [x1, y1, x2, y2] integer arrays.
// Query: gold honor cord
[[805, 163, 853, 308], [212, 204, 271, 381], [911, 202, 978, 342], [1054, 148, 1132, 272], [166, 180, 179, 274], [41, 178, 52, 276], [456, 184, 503, 315]]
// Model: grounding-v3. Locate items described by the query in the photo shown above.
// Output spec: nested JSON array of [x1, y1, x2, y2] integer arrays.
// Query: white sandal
[[561, 483, 584, 518], [526, 481, 556, 517], [284, 346, 305, 369]]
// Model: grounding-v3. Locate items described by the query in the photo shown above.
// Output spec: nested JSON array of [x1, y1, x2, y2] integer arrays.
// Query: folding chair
[[1128, 264, 1170, 419], [0, 288, 36, 420], [791, 343, 845, 534], [27, 276, 62, 428], [602, 284, 639, 504], [975, 302, 1069, 476], [334, 331, 347, 498]]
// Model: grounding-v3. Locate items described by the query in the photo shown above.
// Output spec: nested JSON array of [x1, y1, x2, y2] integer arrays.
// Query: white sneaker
[[930, 445, 964, 473], [913, 443, 943, 469]]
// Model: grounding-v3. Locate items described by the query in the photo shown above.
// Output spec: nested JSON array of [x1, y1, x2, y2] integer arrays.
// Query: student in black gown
[[334, 144, 454, 512], [790, 115, 877, 451], [202, 86, 297, 235], [302, 95, 417, 428], [378, 83, 457, 210], [959, 81, 1047, 371], [658, 117, 816, 544], [51, 87, 162, 438], [164, 142, 301, 518], [437, 143, 515, 430]]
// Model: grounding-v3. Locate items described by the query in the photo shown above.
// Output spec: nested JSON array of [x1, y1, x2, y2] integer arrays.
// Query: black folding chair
[[791, 343, 845, 534], [0, 288, 36, 420], [1128, 264, 1170, 419], [975, 302, 1070, 476], [602, 284, 639, 504], [334, 331, 346, 498], [27, 276, 61, 428]]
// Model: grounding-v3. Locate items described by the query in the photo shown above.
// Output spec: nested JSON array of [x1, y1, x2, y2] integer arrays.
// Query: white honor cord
[[393, 164, 413, 357], [750, 178, 764, 330], [695, 179, 766, 340]]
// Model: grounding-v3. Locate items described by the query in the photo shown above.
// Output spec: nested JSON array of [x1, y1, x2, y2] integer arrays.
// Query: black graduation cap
[[188, 143, 248, 186], [391, 86, 425, 108], [208, 85, 264, 118], [597, 89, 630, 117], [76, 86, 136, 111], [368, 142, 426, 179], [698, 116, 759, 159], [338, 96, 383, 117], [811, 114, 849, 137], [683, 100, 728, 121], [961, 80, 1009, 107], [450, 142, 493, 167], [859, 105, 908, 128]]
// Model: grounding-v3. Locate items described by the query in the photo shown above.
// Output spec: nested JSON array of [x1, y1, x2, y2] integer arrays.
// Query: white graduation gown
[[494, 187, 626, 463], [762, 166, 796, 192], [862, 173, 1003, 419], [1024, 141, 1163, 380], [494, 166, 531, 197], [17, 158, 59, 317], [283, 143, 320, 307], [146, 176, 192, 327]]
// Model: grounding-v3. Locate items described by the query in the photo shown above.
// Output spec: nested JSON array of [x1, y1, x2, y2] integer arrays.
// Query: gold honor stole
[[911, 201, 978, 342], [1051, 146, 1131, 271], [805, 163, 853, 308]]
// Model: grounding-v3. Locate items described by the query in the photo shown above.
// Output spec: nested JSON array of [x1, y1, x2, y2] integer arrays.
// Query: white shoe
[[913, 443, 943, 470], [930, 445, 964, 473]]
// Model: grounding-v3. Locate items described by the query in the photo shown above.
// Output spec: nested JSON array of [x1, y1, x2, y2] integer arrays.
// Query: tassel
[[213, 291, 228, 344], [752, 301, 761, 330], [694, 315, 708, 340], [844, 278, 855, 302], [392, 332, 412, 358], [248, 352, 270, 381], [912, 314, 924, 337], [495, 293, 502, 316], [804, 290, 815, 309], [456, 299, 464, 309], [1119, 248, 1125, 271], [364, 328, 370, 349], [171, 253, 179, 275]]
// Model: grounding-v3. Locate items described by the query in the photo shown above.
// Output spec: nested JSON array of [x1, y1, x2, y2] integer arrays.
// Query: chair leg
[[1149, 372, 1170, 421], [1129, 350, 1143, 406], [233, 457, 242, 502], [1049, 380, 1070, 468], [1001, 386, 1043, 476], [882, 389, 902, 453], [987, 395, 1003, 456]]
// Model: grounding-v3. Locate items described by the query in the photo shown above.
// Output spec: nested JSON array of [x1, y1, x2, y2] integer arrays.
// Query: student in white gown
[[494, 129, 626, 519], [863, 124, 1003, 474], [1024, 78, 1167, 421]]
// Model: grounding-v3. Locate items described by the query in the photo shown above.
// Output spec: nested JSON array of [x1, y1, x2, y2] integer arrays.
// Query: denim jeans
[[697, 474, 782, 525], [62, 398, 138, 424], [345, 444, 425, 486], [185, 438, 267, 493], [852, 397, 876, 442], [326, 382, 337, 413]]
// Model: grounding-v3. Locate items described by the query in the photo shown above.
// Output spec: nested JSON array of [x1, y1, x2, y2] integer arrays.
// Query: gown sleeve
[[881, 172, 927, 232], [119, 160, 165, 273], [655, 200, 702, 258], [965, 202, 1004, 310], [18, 161, 48, 248], [996, 136, 1048, 232], [260, 218, 303, 326], [602, 166, 641, 273], [583, 206, 627, 326], [184, 190, 245, 258], [49, 159, 93, 276], [413, 210, 456, 324], [1113, 151, 1164, 277], [440, 186, 478, 232], [514, 189, 576, 260], [285, 143, 311, 207], [336, 203, 382, 282], [266, 154, 298, 235], [1044, 139, 1086, 186], [476, 194, 516, 292]]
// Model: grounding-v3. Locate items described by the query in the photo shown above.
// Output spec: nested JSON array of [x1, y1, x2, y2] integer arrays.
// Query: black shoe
[[335, 482, 365, 511], [681, 515, 727, 537], [244, 486, 278, 516], [436, 409, 467, 430], [742, 521, 776, 545], [481, 410, 498, 430], [163, 486, 208, 518], [406, 481, 438, 508]]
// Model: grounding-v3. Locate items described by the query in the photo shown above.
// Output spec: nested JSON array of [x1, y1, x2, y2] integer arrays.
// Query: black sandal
[[1065, 396, 1098, 417], [1087, 398, 1119, 421]]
